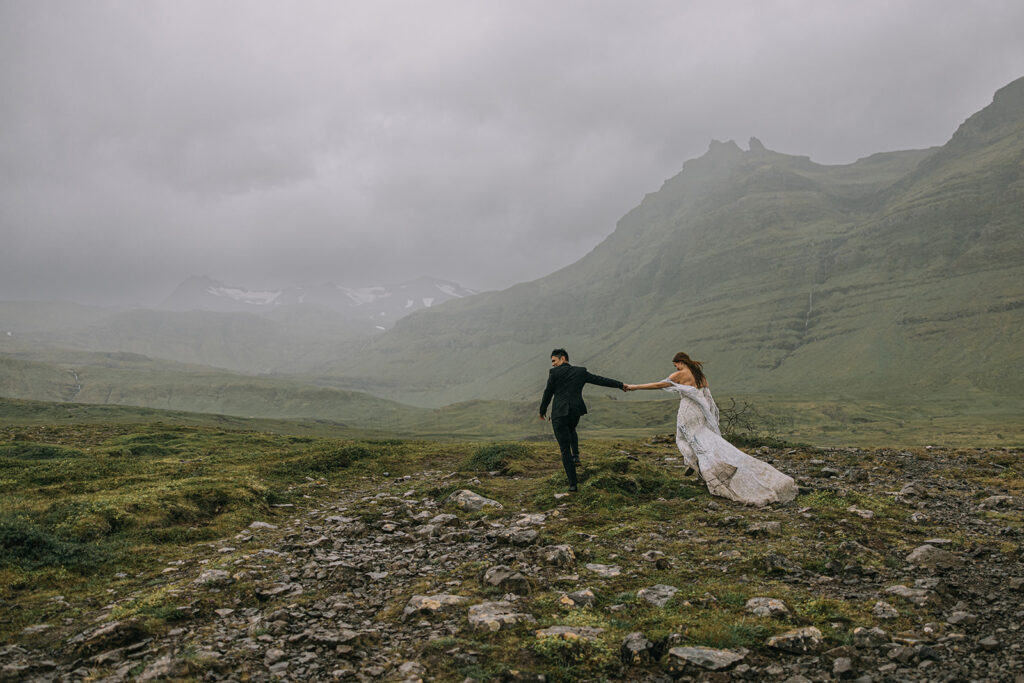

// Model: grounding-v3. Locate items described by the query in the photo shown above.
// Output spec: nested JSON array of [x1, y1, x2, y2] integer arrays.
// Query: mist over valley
[[3, 76, 1023, 445]]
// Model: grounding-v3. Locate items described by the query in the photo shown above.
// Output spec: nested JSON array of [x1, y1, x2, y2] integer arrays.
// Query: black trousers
[[551, 414, 581, 487]]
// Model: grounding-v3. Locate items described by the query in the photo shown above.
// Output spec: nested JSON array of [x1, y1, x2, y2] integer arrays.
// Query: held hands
[[622, 384, 637, 392]]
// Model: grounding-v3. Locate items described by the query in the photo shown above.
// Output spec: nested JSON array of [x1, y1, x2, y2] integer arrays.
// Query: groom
[[539, 348, 625, 492]]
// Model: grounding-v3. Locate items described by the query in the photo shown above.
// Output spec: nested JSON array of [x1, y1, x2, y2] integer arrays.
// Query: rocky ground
[[1, 442, 1022, 682]]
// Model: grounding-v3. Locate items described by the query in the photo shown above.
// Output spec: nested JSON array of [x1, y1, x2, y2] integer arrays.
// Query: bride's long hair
[[672, 352, 708, 388]]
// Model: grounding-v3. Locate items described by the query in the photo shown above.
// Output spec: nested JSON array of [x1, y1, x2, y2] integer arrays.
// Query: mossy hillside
[[6, 378, 1023, 449], [0, 423, 409, 637], [2, 420, 1020, 680]]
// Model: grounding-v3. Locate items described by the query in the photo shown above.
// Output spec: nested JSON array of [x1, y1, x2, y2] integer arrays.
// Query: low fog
[[2, 1, 1023, 305]]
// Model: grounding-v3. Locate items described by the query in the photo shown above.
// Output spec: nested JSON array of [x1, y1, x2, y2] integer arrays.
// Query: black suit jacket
[[539, 364, 624, 419]]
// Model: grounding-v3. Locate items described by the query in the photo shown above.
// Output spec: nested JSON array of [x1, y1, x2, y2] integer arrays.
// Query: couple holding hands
[[539, 348, 796, 505]]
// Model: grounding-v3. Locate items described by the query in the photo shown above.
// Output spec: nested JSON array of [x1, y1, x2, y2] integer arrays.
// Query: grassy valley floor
[[0, 421, 1021, 681]]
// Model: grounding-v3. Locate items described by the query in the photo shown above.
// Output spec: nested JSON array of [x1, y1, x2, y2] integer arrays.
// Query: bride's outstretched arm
[[625, 381, 672, 391]]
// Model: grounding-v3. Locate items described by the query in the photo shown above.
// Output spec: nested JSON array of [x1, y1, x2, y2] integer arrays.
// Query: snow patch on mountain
[[342, 287, 391, 305], [207, 287, 281, 306], [161, 275, 476, 332], [436, 284, 465, 298]]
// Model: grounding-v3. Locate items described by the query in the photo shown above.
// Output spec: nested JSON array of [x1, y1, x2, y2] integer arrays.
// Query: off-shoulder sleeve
[[660, 378, 683, 393]]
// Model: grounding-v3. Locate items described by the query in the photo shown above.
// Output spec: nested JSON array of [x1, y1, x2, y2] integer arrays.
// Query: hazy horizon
[[3, 1, 1024, 306]]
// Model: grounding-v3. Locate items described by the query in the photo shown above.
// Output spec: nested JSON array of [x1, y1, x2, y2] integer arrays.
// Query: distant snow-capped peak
[[206, 286, 281, 306], [160, 275, 476, 329]]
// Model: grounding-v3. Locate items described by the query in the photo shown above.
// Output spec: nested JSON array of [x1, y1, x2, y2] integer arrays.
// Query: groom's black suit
[[539, 363, 624, 488]]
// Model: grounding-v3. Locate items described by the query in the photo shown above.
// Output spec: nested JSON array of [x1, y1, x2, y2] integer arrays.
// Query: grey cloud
[[2, 1, 1024, 304]]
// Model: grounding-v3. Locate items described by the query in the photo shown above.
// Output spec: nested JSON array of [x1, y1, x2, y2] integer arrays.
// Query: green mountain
[[319, 76, 1024, 408]]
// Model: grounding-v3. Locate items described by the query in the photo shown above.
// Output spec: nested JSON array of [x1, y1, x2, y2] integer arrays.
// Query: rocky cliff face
[[327, 77, 1024, 407]]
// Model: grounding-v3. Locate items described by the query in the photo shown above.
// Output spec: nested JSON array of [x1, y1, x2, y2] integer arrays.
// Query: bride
[[626, 352, 797, 506]]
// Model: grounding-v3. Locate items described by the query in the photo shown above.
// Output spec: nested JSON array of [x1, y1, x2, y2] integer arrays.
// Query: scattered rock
[[493, 528, 539, 546], [872, 600, 900, 619], [906, 544, 962, 568], [667, 646, 745, 672], [637, 584, 678, 607], [402, 594, 470, 620], [540, 544, 576, 567], [923, 537, 952, 546], [68, 620, 148, 657], [256, 582, 302, 599], [847, 505, 874, 519], [136, 655, 193, 682], [561, 589, 597, 608], [744, 597, 790, 618], [482, 566, 532, 594], [762, 553, 799, 574], [747, 521, 782, 536], [978, 495, 1013, 509], [946, 610, 978, 626], [885, 583, 939, 606], [620, 632, 656, 665], [978, 635, 1000, 651], [833, 656, 855, 679], [534, 625, 604, 641], [467, 601, 536, 632], [852, 626, 889, 648], [428, 513, 461, 527], [449, 489, 503, 511], [585, 563, 621, 578], [248, 521, 278, 530], [898, 482, 928, 498], [514, 513, 547, 526], [766, 627, 824, 654], [193, 569, 233, 587]]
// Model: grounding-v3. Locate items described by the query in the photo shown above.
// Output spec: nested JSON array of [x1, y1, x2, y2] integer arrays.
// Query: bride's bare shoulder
[[668, 369, 690, 383]]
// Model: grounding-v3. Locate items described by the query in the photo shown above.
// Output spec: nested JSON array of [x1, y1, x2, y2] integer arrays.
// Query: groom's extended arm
[[539, 370, 556, 418], [585, 371, 625, 391]]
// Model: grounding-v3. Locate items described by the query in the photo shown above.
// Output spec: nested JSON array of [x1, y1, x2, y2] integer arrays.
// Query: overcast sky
[[2, 1, 1023, 305]]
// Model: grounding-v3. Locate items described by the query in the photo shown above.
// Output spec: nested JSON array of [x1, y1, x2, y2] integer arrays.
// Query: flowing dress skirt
[[664, 381, 798, 506]]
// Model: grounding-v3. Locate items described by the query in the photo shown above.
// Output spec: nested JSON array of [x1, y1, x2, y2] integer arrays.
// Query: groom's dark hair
[[551, 348, 569, 361]]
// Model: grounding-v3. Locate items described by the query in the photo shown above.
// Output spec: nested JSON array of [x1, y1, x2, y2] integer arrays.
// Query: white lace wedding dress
[[662, 379, 797, 506]]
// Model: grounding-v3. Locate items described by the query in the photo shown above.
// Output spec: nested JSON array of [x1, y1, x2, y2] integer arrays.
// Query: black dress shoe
[[573, 456, 582, 466], [568, 485, 578, 492]]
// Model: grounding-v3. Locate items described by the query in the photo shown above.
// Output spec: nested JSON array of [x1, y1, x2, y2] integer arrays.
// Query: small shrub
[[717, 590, 748, 607], [578, 459, 701, 506], [530, 636, 616, 681], [0, 515, 100, 571], [464, 443, 531, 473], [718, 398, 807, 448], [264, 443, 374, 477], [688, 619, 773, 649]]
